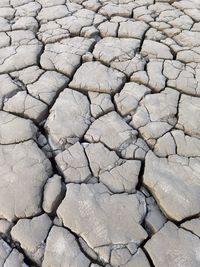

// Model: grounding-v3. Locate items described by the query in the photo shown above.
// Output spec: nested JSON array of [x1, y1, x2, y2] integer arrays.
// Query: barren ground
[[0, 0, 200, 266]]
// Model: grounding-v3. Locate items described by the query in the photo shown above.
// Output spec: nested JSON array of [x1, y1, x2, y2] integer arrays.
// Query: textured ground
[[0, 0, 200, 266]]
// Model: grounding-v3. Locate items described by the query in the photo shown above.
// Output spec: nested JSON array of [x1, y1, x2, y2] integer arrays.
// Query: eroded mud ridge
[[0, 0, 200, 266]]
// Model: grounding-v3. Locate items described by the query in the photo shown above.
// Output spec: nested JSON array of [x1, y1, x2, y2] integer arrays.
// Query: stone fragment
[[79, 236, 98, 261], [174, 30, 200, 47], [0, 239, 28, 267], [57, 183, 147, 263], [0, 7, 15, 19], [0, 220, 13, 235], [55, 142, 91, 183], [0, 111, 37, 144], [6, 29, 39, 46], [144, 151, 200, 221], [0, 44, 42, 73], [99, 2, 136, 18], [84, 141, 142, 190], [153, 132, 176, 157], [36, 0, 65, 7], [3, 91, 48, 123], [154, 130, 200, 157], [181, 218, 200, 237], [131, 88, 179, 146], [45, 88, 91, 150], [0, 74, 19, 109], [111, 248, 150, 267], [12, 17, 38, 32], [41, 37, 94, 77], [172, 130, 200, 157], [0, 17, 11, 32], [93, 37, 144, 75], [82, 52, 94, 62], [145, 222, 200, 267], [163, 60, 200, 96], [88, 92, 114, 118], [99, 160, 141, 193], [130, 71, 149, 85], [83, 0, 101, 12], [146, 27, 166, 41], [141, 40, 173, 59], [177, 48, 200, 64], [145, 197, 167, 235], [42, 175, 64, 213], [42, 226, 90, 267], [147, 60, 166, 92], [81, 25, 99, 38], [177, 94, 200, 137], [56, 8, 105, 36], [38, 21, 70, 44], [133, 5, 153, 23], [15, 1, 41, 17], [27, 71, 69, 105], [37, 5, 70, 22], [84, 142, 120, 177], [11, 65, 44, 85], [114, 82, 150, 116], [0, 32, 10, 48], [118, 20, 149, 39], [0, 140, 52, 221], [11, 214, 52, 265], [70, 62, 126, 94], [85, 111, 137, 151], [120, 138, 149, 160], [98, 20, 118, 37]]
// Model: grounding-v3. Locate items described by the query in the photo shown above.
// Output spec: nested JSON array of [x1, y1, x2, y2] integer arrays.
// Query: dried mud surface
[[0, 0, 200, 266]]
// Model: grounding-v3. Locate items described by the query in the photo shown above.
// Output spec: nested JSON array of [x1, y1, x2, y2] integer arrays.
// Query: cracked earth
[[0, 0, 200, 266]]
